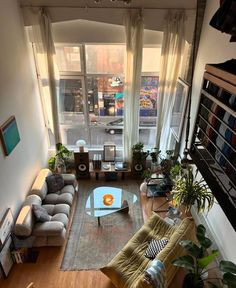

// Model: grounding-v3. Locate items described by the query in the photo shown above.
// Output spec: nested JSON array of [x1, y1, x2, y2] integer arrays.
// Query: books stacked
[[11, 248, 28, 263], [92, 154, 102, 170]]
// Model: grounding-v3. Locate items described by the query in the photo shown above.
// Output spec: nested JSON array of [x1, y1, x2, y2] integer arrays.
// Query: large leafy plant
[[172, 224, 236, 287], [48, 143, 72, 172], [173, 166, 214, 213]]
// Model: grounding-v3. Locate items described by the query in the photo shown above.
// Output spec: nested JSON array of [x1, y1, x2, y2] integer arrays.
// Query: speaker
[[132, 151, 146, 177], [74, 151, 89, 178]]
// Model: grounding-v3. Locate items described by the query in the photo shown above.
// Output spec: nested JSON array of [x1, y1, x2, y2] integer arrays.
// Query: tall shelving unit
[[190, 64, 236, 230]]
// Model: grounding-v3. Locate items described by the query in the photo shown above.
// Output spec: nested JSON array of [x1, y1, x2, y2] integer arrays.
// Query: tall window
[[55, 44, 161, 149]]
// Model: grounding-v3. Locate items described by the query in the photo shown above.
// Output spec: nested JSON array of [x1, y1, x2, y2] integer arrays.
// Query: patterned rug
[[61, 179, 143, 270]]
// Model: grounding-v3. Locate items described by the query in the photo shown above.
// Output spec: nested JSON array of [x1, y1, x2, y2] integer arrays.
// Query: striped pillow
[[145, 239, 168, 259]]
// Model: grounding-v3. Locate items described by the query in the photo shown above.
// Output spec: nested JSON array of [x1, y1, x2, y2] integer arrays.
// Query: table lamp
[[76, 139, 86, 152]]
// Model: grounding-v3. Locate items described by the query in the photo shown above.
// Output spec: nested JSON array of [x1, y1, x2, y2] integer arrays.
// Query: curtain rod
[[21, 5, 195, 10]]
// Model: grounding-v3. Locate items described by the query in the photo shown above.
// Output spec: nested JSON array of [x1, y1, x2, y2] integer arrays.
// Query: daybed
[[101, 213, 195, 288], [14, 168, 77, 247]]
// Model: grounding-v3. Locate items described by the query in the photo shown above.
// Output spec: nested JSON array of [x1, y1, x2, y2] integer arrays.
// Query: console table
[[89, 162, 131, 180]]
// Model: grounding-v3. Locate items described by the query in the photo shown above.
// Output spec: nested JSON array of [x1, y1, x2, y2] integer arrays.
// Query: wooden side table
[[89, 162, 131, 180]]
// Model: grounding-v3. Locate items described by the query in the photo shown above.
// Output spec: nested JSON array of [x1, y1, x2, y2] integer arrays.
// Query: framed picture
[[103, 143, 116, 162], [170, 78, 190, 142], [0, 235, 14, 278], [0, 116, 20, 156], [0, 209, 14, 247]]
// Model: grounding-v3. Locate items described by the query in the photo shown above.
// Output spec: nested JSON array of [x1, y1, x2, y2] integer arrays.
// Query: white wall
[[189, 0, 236, 262], [22, 7, 196, 43], [0, 0, 48, 220], [52, 19, 163, 45]]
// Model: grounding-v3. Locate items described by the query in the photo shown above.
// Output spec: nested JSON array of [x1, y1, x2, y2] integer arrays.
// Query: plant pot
[[183, 273, 204, 288]]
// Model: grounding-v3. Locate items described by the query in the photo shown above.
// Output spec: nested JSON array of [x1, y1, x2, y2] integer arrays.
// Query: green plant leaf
[[48, 156, 56, 171], [196, 225, 212, 248], [220, 261, 236, 274], [172, 255, 195, 272], [197, 250, 218, 269], [179, 240, 202, 258], [223, 272, 236, 287]]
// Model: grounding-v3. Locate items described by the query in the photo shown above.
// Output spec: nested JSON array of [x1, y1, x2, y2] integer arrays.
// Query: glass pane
[[90, 127, 123, 148], [62, 128, 89, 146], [139, 128, 156, 147], [87, 76, 124, 119], [139, 76, 158, 120], [85, 45, 125, 74], [87, 76, 124, 148], [59, 78, 88, 146], [55, 45, 81, 72], [142, 47, 161, 72]]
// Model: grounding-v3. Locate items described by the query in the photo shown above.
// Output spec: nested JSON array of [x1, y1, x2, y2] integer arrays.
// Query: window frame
[[56, 43, 161, 149]]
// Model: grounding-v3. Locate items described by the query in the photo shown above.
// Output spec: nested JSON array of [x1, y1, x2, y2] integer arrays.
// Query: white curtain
[[31, 8, 61, 144], [123, 11, 144, 161], [156, 11, 186, 153]]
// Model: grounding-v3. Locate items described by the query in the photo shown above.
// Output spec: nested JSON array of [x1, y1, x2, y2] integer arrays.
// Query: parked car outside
[[105, 118, 156, 134]]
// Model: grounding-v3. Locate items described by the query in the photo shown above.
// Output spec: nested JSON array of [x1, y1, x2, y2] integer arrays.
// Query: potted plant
[[160, 150, 175, 175], [172, 224, 236, 287], [48, 143, 72, 173], [173, 166, 214, 214]]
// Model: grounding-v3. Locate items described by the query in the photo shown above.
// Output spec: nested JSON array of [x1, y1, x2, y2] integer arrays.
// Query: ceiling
[[19, 0, 197, 9]]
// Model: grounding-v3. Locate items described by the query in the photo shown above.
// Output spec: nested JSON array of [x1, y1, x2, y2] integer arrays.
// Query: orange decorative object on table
[[103, 194, 114, 206]]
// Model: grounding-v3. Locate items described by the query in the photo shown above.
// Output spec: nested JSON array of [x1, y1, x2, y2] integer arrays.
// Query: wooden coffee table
[[85, 186, 137, 225]]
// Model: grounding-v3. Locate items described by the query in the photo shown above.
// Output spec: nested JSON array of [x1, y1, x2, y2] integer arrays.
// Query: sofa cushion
[[145, 239, 168, 260], [33, 221, 64, 236], [51, 213, 68, 228], [44, 193, 73, 206], [60, 185, 75, 196], [24, 194, 42, 206], [29, 169, 52, 200], [32, 205, 52, 222], [61, 173, 76, 186], [14, 205, 34, 237], [42, 204, 70, 217], [46, 174, 64, 193]]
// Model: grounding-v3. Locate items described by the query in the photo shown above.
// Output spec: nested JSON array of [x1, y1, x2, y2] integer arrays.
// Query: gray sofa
[[14, 168, 77, 247]]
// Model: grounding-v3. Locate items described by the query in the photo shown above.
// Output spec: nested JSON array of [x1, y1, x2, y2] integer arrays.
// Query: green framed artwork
[[0, 116, 20, 156]]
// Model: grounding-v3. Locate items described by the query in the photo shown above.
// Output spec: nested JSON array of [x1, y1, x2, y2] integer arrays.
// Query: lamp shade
[[76, 139, 86, 152]]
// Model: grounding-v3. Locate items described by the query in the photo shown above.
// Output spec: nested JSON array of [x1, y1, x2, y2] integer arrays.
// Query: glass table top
[[86, 186, 137, 218]]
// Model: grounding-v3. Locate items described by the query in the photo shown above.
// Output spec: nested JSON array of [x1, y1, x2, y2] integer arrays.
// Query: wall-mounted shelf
[[190, 63, 236, 231]]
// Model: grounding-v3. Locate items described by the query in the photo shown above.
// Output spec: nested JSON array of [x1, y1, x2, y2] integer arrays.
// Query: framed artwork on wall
[[0, 208, 14, 247], [103, 143, 116, 162], [0, 235, 14, 278], [0, 116, 20, 156]]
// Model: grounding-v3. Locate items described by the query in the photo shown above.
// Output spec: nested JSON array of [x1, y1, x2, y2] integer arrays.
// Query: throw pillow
[[32, 205, 51, 222], [145, 239, 168, 260], [46, 174, 64, 193], [144, 259, 166, 288]]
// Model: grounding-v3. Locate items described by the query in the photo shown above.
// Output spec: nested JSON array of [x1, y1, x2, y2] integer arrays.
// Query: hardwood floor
[[0, 180, 184, 288]]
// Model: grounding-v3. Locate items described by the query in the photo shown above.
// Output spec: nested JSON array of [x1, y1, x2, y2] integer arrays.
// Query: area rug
[[61, 179, 143, 270]]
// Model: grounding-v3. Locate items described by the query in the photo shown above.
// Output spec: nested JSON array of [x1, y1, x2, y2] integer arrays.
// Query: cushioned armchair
[[101, 213, 195, 288], [14, 169, 77, 247]]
